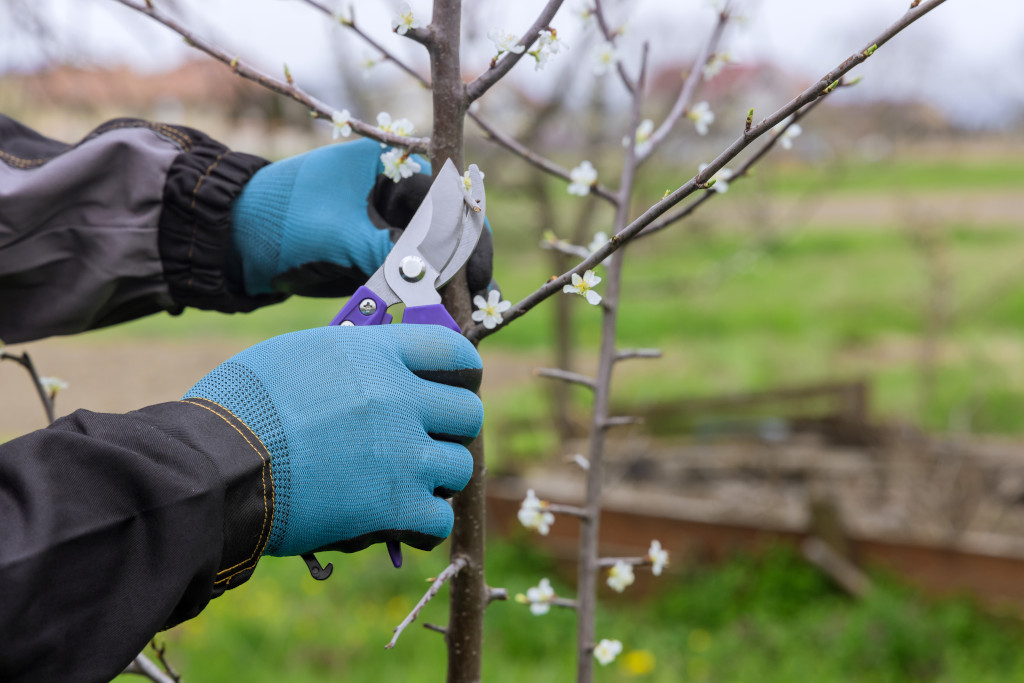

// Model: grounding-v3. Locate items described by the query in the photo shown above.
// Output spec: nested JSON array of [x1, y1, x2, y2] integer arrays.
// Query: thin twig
[[296, 0, 432, 88], [541, 240, 591, 259], [614, 349, 662, 362], [424, 623, 448, 635], [638, 2, 731, 165], [386, 557, 467, 649], [545, 503, 590, 519], [596, 556, 650, 568], [465, 0, 567, 103], [601, 416, 643, 429], [111, 0, 428, 151], [1, 351, 55, 424], [534, 368, 597, 390], [122, 653, 176, 683], [468, 110, 618, 205], [487, 587, 509, 603], [466, 0, 947, 343], [592, 0, 635, 93], [638, 88, 829, 239], [149, 639, 181, 683]]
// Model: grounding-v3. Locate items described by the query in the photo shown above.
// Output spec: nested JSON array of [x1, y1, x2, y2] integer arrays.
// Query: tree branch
[[638, 87, 829, 239], [111, 0, 429, 151], [122, 653, 177, 683], [596, 556, 650, 569], [468, 110, 618, 205], [592, 0, 635, 93], [614, 348, 662, 362], [638, 3, 731, 165], [601, 416, 643, 429], [466, 0, 947, 343], [1, 351, 55, 424], [296, 0, 432, 88], [386, 557, 467, 649], [534, 367, 596, 390], [545, 503, 590, 519], [465, 0, 567, 103]]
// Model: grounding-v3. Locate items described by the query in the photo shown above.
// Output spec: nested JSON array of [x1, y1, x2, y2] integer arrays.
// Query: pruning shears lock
[[300, 159, 487, 582]]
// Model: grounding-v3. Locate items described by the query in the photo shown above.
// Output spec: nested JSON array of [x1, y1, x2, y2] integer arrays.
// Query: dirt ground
[[0, 337, 544, 437]]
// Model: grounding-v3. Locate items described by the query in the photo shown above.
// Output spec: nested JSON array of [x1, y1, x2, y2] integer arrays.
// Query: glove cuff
[[158, 125, 285, 312], [229, 156, 302, 295], [184, 361, 292, 555]]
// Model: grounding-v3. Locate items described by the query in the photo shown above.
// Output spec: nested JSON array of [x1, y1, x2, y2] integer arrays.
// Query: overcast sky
[[1, 0, 1019, 129]]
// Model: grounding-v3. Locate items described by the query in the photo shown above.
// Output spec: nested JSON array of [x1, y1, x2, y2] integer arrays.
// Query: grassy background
[[120, 541, 1024, 683], [77, 149, 1024, 679]]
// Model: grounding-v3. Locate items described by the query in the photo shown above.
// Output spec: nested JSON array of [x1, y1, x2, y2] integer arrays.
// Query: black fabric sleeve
[[0, 116, 278, 344], [0, 399, 274, 683]]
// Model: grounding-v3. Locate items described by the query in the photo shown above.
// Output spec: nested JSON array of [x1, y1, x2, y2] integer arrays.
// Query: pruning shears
[[300, 159, 487, 581]]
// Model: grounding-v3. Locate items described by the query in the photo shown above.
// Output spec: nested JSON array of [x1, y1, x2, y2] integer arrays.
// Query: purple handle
[[402, 304, 460, 332], [327, 294, 459, 571], [329, 286, 393, 327]]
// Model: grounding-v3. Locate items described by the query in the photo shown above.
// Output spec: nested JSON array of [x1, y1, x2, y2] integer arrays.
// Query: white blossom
[[380, 148, 422, 182], [575, 2, 595, 26], [567, 160, 598, 196], [471, 290, 511, 330], [462, 168, 485, 191], [587, 231, 608, 254], [518, 489, 555, 535], [623, 118, 654, 157], [530, 28, 565, 71], [592, 41, 619, 76], [607, 560, 635, 593], [523, 577, 556, 615], [39, 376, 68, 395], [331, 109, 352, 139], [706, 0, 727, 11], [391, 3, 424, 35], [775, 121, 803, 150], [376, 111, 415, 138], [703, 52, 732, 81], [488, 28, 526, 58], [699, 163, 734, 193], [648, 539, 669, 576], [687, 101, 715, 136], [359, 52, 380, 79], [563, 270, 603, 306], [594, 639, 623, 666]]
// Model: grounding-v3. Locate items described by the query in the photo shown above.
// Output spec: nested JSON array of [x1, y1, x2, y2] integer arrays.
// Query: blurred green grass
[[82, 154, 1024, 680], [122, 541, 1024, 683]]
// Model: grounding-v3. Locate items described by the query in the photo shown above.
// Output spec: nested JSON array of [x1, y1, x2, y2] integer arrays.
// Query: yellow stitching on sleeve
[[184, 151, 228, 289], [182, 397, 276, 579]]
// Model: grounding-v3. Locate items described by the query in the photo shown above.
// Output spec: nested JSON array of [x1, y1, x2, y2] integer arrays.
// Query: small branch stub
[[386, 557, 467, 649], [534, 367, 597, 390]]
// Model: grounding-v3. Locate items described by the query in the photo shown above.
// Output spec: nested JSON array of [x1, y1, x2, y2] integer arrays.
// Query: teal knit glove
[[229, 138, 402, 296], [183, 324, 482, 558]]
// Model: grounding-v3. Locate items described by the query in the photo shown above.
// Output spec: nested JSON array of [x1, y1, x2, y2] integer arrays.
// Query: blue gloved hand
[[183, 324, 483, 558], [229, 139, 494, 299]]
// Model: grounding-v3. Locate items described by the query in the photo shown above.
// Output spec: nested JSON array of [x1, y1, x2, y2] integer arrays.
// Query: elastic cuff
[[178, 398, 277, 597], [158, 125, 285, 312]]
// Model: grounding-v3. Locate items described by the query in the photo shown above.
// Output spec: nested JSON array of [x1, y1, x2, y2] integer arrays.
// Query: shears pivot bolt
[[399, 255, 426, 283], [358, 298, 377, 315], [339, 320, 355, 327]]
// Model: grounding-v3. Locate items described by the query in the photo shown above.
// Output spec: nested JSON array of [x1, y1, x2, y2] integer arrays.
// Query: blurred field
[[116, 542, 1024, 683], [6, 144, 1024, 681]]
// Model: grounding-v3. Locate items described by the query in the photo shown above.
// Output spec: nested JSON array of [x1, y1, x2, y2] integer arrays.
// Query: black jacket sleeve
[[0, 116, 281, 344], [0, 398, 274, 683]]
